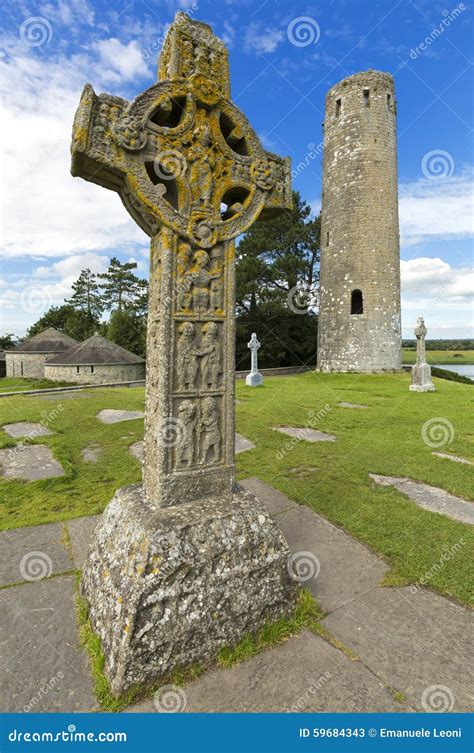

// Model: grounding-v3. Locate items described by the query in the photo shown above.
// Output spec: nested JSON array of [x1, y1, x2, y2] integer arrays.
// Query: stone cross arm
[[70, 14, 292, 247]]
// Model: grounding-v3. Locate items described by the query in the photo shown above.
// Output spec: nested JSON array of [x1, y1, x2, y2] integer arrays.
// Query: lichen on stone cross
[[71, 13, 291, 507]]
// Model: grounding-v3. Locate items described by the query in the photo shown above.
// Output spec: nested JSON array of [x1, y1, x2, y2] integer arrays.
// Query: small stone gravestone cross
[[72, 13, 298, 695], [246, 332, 264, 386], [410, 316, 435, 392]]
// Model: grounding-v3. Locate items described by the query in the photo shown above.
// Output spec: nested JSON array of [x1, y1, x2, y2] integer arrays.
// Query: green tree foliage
[[0, 333, 17, 349], [98, 257, 146, 312], [235, 191, 320, 368], [27, 305, 98, 341], [107, 309, 146, 357], [65, 268, 104, 318]]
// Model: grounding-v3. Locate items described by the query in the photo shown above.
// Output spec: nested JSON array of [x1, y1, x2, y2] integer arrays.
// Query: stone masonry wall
[[317, 71, 402, 372], [44, 363, 145, 384], [6, 352, 51, 379]]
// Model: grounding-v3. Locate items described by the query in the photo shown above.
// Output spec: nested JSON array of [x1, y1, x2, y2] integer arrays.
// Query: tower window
[[351, 289, 364, 315], [363, 89, 370, 107], [91, 365, 94, 373], [326, 231, 330, 246], [335, 98, 341, 117], [387, 93, 392, 110], [76, 366, 80, 374]]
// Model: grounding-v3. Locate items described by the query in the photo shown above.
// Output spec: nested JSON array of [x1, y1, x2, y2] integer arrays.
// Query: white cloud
[[244, 22, 284, 54], [35, 252, 109, 279], [399, 169, 474, 247], [401, 257, 473, 301], [0, 41, 150, 260], [92, 38, 149, 82]]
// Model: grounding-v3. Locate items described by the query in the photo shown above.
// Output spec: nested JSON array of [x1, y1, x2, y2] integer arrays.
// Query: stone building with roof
[[44, 334, 145, 384], [5, 328, 79, 378]]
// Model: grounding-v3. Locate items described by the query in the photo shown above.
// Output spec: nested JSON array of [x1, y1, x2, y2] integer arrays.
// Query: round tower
[[317, 70, 401, 372]]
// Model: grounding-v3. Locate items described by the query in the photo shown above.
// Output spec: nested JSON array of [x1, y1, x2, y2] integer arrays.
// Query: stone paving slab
[[235, 433, 255, 453], [96, 409, 144, 424], [240, 478, 298, 515], [3, 422, 53, 438], [127, 630, 405, 713], [269, 504, 387, 614], [432, 452, 473, 466], [65, 516, 101, 570], [37, 391, 92, 400], [129, 440, 144, 463], [0, 522, 73, 587], [81, 444, 101, 463], [275, 426, 336, 442], [370, 473, 474, 526], [0, 445, 65, 481], [338, 402, 368, 409], [0, 576, 98, 712], [322, 587, 473, 712]]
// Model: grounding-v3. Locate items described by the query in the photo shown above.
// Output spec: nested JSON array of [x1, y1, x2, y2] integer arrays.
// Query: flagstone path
[[0, 479, 472, 714]]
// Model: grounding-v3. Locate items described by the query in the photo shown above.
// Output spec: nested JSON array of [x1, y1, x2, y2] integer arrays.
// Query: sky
[[0, 0, 473, 339]]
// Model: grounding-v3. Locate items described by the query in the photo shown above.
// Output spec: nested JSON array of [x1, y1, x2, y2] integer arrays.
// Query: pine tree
[[98, 258, 144, 312], [66, 269, 103, 318]]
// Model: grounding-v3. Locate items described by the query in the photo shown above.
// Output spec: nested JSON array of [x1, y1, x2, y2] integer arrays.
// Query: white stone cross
[[410, 316, 435, 392], [246, 332, 263, 387]]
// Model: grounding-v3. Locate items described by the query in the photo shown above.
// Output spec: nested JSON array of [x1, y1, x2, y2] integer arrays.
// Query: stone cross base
[[81, 484, 299, 695], [246, 372, 264, 387], [410, 363, 435, 392]]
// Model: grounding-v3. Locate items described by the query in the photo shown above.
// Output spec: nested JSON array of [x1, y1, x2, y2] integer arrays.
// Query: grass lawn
[[0, 377, 78, 392], [402, 348, 474, 365], [0, 372, 473, 605]]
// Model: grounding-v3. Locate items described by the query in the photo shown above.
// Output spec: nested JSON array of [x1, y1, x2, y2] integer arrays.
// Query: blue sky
[[0, 0, 473, 338]]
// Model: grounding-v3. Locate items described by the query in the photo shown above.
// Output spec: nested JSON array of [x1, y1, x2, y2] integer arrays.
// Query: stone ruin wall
[[317, 70, 402, 372]]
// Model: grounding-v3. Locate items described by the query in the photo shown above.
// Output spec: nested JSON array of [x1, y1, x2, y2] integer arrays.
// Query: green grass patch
[[76, 587, 321, 711], [402, 349, 474, 365], [0, 377, 78, 392], [1, 373, 473, 605]]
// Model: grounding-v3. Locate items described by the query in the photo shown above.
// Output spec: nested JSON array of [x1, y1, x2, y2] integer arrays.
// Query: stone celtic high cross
[[72, 12, 291, 507], [74, 14, 297, 695]]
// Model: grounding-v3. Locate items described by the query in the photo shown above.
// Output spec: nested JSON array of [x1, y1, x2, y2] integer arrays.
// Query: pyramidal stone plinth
[[73, 13, 298, 695]]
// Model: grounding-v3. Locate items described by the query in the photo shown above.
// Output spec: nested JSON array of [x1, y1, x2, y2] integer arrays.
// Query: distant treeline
[[403, 339, 474, 350]]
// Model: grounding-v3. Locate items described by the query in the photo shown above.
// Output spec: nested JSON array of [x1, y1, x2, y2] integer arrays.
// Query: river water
[[437, 365, 474, 381]]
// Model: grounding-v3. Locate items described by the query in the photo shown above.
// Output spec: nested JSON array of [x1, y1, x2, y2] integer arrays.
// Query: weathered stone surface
[[0, 522, 73, 587], [317, 71, 401, 373], [81, 483, 299, 694], [74, 12, 295, 696], [127, 630, 405, 713], [246, 332, 263, 387], [3, 422, 53, 438], [338, 402, 368, 409], [0, 576, 98, 712], [66, 515, 101, 569], [235, 432, 255, 453], [370, 473, 474, 525], [0, 444, 64, 481], [81, 444, 101, 463], [322, 587, 473, 712], [432, 451, 473, 466], [410, 317, 435, 392], [96, 409, 144, 424], [275, 426, 336, 442]]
